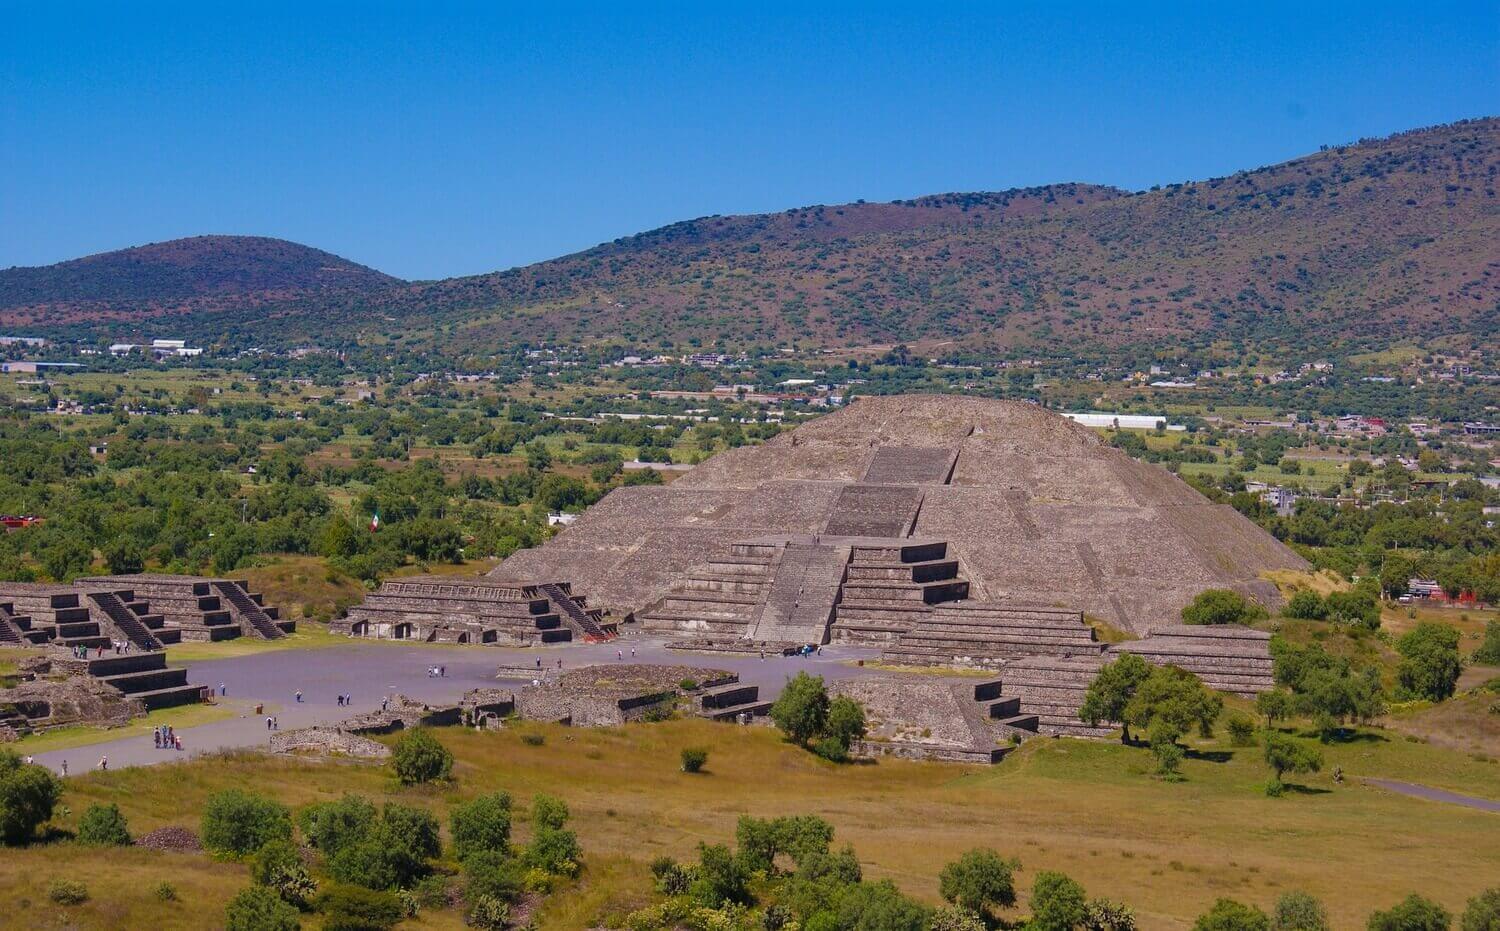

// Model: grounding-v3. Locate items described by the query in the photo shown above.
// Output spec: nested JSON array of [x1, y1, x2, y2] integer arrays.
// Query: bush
[[201, 789, 293, 858], [381, 802, 441, 861], [813, 735, 850, 763], [681, 747, 709, 773], [1194, 898, 1269, 931], [1473, 622, 1500, 666], [525, 827, 582, 877], [1183, 589, 1267, 625], [468, 895, 511, 931], [1226, 714, 1257, 748], [1367, 894, 1451, 931], [939, 848, 1018, 917], [521, 732, 546, 747], [1274, 891, 1330, 930], [532, 794, 569, 831], [390, 728, 453, 785], [154, 881, 178, 902], [691, 842, 751, 908], [300, 795, 376, 859], [252, 839, 317, 909], [650, 856, 694, 896], [450, 791, 513, 860], [314, 884, 405, 931], [464, 849, 525, 905], [1396, 623, 1463, 702], [1284, 590, 1327, 620], [770, 672, 830, 746], [930, 906, 987, 931], [1084, 898, 1139, 930], [225, 885, 300, 931], [1030, 871, 1089, 931], [0, 750, 64, 845], [47, 879, 89, 905], [1462, 887, 1500, 931], [76, 802, 132, 846]]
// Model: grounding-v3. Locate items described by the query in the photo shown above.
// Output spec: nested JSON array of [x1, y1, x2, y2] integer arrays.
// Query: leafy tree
[[1194, 898, 1270, 931], [102, 538, 145, 575], [691, 842, 752, 908], [1263, 732, 1323, 796], [1148, 718, 1186, 776], [532, 793, 569, 831], [1030, 871, 1089, 931], [524, 824, 582, 877], [771, 672, 830, 746], [1083, 899, 1139, 930], [76, 803, 131, 846], [1124, 665, 1223, 742], [251, 839, 317, 909], [1183, 589, 1266, 625], [201, 789, 292, 859], [1379, 553, 1417, 599], [1367, 895, 1451, 931], [930, 905, 987, 931], [313, 883, 405, 931], [1274, 891, 1331, 931], [828, 879, 928, 931], [390, 727, 453, 785], [1396, 623, 1463, 701], [1284, 590, 1327, 620], [463, 849, 525, 905], [381, 802, 441, 860], [939, 848, 1018, 918], [449, 792, 512, 860], [1461, 888, 1500, 931], [224, 885, 301, 931], [1472, 622, 1500, 666], [1079, 652, 1152, 742], [299, 795, 376, 859], [823, 696, 868, 754]]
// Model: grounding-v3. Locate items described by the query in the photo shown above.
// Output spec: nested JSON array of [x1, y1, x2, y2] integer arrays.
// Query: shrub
[[1473, 622, 1500, 666], [0, 750, 64, 845], [691, 842, 751, 908], [1226, 714, 1257, 748], [1084, 898, 1139, 930], [521, 732, 546, 747], [463, 849, 525, 905], [824, 696, 868, 752], [525, 827, 582, 877], [225, 885, 300, 931], [770, 672, 830, 746], [300, 795, 376, 859], [252, 839, 318, 909], [813, 735, 850, 763], [47, 879, 89, 905], [1284, 590, 1327, 620], [390, 728, 453, 785], [1183, 589, 1267, 625], [1030, 871, 1089, 931], [201, 789, 293, 858], [679, 677, 699, 690], [1263, 732, 1323, 795], [1462, 888, 1500, 931], [650, 855, 694, 896], [1194, 898, 1269, 931], [468, 895, 511, 931], [532, 794, 569, 831], [314, 884, 405, 931], [381, 802, 441, 861], [450, 791, 513, 860], [681, 747, 709, 773], [76, 802, 132, 846], [1367, 894, 1451, 931], [930, 905, 986, 931], [939, 848, 1018, 917], [154, 881, 178, 902], [1274, 891, 1330, 930]]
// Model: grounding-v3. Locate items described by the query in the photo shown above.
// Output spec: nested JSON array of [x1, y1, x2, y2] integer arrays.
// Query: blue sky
[[3, 3, 1496, 280]]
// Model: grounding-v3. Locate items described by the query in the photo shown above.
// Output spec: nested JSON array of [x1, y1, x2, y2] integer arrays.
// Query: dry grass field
[[4, 714, 1496, 930]]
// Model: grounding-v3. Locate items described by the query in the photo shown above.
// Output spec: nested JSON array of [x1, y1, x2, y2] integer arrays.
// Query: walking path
[[1363, 778, 1500, 813], [31, 637, 881, 775]]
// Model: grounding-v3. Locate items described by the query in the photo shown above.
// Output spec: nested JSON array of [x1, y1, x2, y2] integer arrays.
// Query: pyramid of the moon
[[493, 395, 1304, 638]]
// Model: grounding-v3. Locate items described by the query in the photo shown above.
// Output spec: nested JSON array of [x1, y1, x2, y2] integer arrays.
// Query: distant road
[[1364, 778, 1500, 813]]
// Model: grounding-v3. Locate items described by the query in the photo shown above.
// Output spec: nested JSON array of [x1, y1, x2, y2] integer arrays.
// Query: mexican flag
[[370, 512, 380, 532]]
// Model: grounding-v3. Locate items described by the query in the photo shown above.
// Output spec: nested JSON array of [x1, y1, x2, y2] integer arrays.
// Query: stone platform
[[79, 574, 293, 641], [337, 576, 613, 645]]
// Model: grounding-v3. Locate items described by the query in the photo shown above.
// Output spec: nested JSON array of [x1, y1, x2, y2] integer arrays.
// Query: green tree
[[1030, 871, 1089, 931], [1284, 590, 1327, 620], [1379, 554, 1417, 599], [691, 842, 751, 908], [200, 789, 292, 859], [1367, 895, 1451, 931], [1461, 888, 1500, 931], [0, 751, 63, 845], [224, 885, 301, 931], [770, 672, 830, 746], [1396, 623, 1463, 701], [1194, 898, 1270, 931], [450, 792, 512, 861], [531, 793, 569, 831], [1079, 652, 1151, 742], [939, 848, 1018, 918], [314, 884, 405, 931], [1183, 589, 1266, 625], [1124, 666, 1223, 742], [102, 538, 145, 575], [299, 795, 376, 860], [1472, 622, 1500, 666], [1263, 732, 1323, 796], [390, 728, 453, 785], [76, 803, 132, 846], [1274, 891, 1331, 931], [251, 839, 317, 909]]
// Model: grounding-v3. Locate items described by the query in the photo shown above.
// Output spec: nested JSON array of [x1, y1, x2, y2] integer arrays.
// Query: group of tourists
[[265, 716, 280, 730], [335, 693, 354, 706], [426, 665, 446, 677], [153, 725, 182, 750]]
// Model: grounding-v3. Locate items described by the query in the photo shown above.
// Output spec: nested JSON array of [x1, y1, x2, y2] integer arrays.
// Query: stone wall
[[270, 726, 391, 759]]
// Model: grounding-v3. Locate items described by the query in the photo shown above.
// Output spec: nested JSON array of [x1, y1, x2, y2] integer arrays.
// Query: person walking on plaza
[[60, 759, 68, 777], [98, 756, 108, 771], [295, 689, 302, 703]]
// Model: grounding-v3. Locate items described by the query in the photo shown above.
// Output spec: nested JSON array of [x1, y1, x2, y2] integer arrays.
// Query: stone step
[[997, 713, 1040, 732], [100, 667, 191, 694], [699, 683, 760, 709], [132, 683, 206, 711], [983, 697, 1022, 718], [700, 700, 774, 721]]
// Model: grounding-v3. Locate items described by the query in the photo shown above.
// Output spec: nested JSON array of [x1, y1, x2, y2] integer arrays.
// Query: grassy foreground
[[3, 716, 1497, 930]]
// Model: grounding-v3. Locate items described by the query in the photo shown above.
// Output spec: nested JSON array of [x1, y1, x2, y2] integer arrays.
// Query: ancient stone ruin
[[495, 395, 1302, 642], [78, 574, 294, 640], [510, 663, 757, 726], [335, 576, 615, 644], [0, 651, 204, 738]]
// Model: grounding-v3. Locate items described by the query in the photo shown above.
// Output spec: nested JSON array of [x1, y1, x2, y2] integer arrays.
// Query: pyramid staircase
[[339, 577, 573, 645], [85, 651, 204, 710], [86, 590, 166, 651], [538, 582, 616, 641], [1109, 625, 1274, 697], [744, 543, 852, 644], [827, 540, 970, 644], [879, 603, 1106, 668], [0, 602, 44, 646], [696, 682, 773, 721], [211, 580, 288, 639], [988, 655, 1117, 737], [638, 542, 781, 640]]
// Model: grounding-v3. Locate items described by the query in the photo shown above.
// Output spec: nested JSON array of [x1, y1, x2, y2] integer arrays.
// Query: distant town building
[[0, 336, 47, 347]]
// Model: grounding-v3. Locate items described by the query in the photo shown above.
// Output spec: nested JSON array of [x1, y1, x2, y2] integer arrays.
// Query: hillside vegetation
[[5, 119, 1497, 359]]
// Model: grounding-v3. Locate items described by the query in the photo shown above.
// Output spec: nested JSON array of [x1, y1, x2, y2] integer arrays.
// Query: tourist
[[630, 647, 636, 658], [536, 657, 542, 668], [617, 649, 623, 661], [295, 689, 302, 703], [60, 760, 68, 776], [336, 694, 342, 707], [153, 729, 161, 749], [98, 756, 108, 771], [219, 682, 226, 696], [174, 735, 182, 751], [266, 716, 273, 731], [381, 696, 388, 711]]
